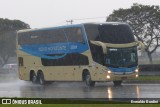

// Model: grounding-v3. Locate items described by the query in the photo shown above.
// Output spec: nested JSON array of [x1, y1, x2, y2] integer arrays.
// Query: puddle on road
[[0, 73, 160, 99]]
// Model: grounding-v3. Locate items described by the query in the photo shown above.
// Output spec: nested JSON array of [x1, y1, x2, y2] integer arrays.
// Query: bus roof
[[17, 22, 128, 33]]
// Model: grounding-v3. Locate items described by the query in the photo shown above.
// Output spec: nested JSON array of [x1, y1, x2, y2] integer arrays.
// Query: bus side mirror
[[137, 41, 145, 53], [90, 40, 107, 54]]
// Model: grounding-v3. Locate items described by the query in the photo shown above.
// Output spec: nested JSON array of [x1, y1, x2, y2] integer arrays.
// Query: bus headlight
[[106, 75, 110, 79], [135, 69, 139, 73], [136, 74, 139, 78], [107, 70, 112, 74]]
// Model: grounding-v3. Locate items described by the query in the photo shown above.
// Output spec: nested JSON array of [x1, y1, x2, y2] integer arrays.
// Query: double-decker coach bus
[[17, 22, 143, 86]]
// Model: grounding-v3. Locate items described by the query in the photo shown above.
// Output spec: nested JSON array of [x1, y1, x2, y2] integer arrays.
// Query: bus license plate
[[121, 77, 127, 80]]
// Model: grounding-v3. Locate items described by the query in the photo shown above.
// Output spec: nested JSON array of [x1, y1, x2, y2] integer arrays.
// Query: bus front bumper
[[105, 72, 138, 81]]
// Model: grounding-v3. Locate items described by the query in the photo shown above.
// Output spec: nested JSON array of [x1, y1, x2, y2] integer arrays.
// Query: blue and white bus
[[17, 22, 142, 86]]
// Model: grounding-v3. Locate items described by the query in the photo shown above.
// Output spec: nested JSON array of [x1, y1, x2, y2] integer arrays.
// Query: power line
[[66, 20, 73, 24], [72, 16, 107, 20], [66, 16, 107, 24]]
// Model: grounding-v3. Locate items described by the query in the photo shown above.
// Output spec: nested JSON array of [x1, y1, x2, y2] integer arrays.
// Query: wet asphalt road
[[0, 78, 160, 99]]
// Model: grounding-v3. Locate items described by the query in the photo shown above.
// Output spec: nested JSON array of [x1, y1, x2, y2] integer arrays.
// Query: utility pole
[[66, 20, 73, 24], [66, 16, 106, 24]]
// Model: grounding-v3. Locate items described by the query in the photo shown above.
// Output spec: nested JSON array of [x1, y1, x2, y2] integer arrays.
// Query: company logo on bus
[[20, 42, 88, 59]]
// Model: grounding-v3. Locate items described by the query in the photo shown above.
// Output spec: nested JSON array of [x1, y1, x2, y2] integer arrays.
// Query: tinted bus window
[[64, 27, 84, 43], [84, 24, 100, 41], [18, 57, 23, 66], [41, 54, 89, 66], [18, 29, 66, 45]]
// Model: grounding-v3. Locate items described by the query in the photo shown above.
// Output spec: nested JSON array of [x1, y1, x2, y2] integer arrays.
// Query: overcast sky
[[0, 0, 160, 28]]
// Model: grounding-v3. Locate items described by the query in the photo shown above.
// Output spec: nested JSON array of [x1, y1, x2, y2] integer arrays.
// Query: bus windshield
[[98, 24, 135, 44], [105, 47, 138, 68], [84, 23, 135, 44]]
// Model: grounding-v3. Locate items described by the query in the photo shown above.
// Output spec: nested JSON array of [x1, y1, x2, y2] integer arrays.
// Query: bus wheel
[[31, 72, 37, 84], [113, 81, 122, 86], [39, 72, 45, 85], [85, 73, 95, 87]]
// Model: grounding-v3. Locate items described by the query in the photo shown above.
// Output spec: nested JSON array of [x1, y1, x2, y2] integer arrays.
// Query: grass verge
[[137, 76, 160, 81]]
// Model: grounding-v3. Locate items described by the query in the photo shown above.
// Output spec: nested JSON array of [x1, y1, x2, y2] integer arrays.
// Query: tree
[[107, 3, 160, 64], [0, 18, 30, 66]]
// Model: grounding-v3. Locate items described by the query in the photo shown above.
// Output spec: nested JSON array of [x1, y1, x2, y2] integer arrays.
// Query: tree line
[[107, 3, 160, 63], [0, 18, 30, 66], [0, 3, 160, 66]]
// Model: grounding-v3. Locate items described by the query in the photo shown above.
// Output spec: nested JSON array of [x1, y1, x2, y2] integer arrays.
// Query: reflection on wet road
[[0, 79, 160, 98]]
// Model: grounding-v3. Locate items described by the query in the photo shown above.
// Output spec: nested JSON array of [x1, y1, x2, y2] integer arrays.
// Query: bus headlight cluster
[[136, 74, 139, 78], [106, 75, 110, 79], [107, 70, 112, 74], [135, 69, 139, 73], [106, 70, 112, 79]]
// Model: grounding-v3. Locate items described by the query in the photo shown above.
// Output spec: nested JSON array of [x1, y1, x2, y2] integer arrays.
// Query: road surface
[[0, 78, 160, 99]]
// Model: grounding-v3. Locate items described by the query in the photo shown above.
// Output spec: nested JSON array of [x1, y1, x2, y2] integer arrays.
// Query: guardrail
[[139, 64, 160, 76], [139, 71, 160, 76], [139, 64, 160, 71]]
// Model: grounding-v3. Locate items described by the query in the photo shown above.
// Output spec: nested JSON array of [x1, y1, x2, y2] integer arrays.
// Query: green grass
[[1, 75, 160, 82], [137, 76, 160, 81], [0, 104, 160, 107]]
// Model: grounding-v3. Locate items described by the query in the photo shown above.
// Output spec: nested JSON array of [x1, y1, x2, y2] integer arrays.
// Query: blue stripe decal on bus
[[20, 42, 89, 59], [108, 66, 137, 72]]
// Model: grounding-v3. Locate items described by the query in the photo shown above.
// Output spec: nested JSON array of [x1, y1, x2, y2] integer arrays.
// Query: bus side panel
[[42, 66, 75, 81], [18, 67, 29, 80]]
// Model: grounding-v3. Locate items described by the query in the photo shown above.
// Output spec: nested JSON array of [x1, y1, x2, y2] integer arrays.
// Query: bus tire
[[30, 71, 37, 84], [113, 81, 122, 86], [39, 72, 46, 85], [85, 72, 95, 87]]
